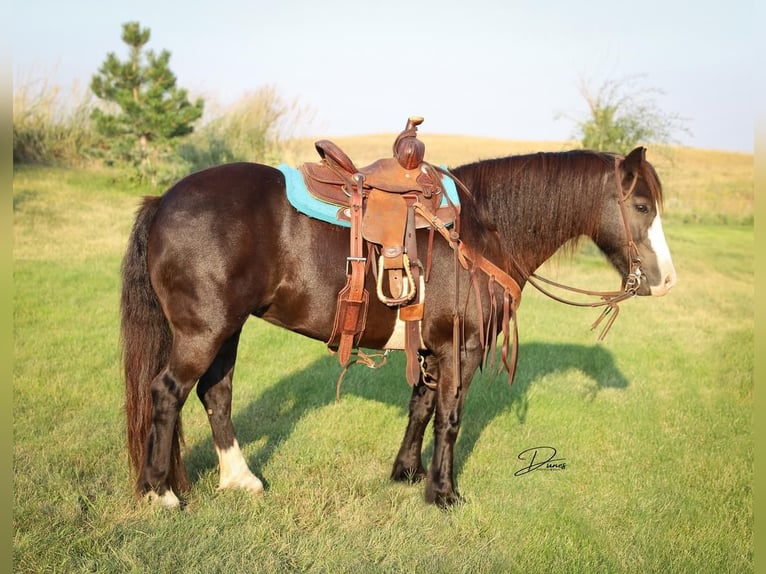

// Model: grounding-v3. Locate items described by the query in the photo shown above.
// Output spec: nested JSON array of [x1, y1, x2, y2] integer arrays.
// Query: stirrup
[[376, 253, 416, 306]]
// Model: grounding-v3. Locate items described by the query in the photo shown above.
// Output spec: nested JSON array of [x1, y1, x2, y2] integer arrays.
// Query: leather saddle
[[300, 133, 457, 229], [298, 117, 461, 385], [300, 116, 459, 304]]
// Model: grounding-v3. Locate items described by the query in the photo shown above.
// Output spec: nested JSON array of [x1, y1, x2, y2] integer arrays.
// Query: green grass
[[13, 152, 752, 573]]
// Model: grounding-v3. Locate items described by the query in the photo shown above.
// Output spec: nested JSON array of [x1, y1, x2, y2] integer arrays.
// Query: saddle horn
[[394, 116, 426, 170]]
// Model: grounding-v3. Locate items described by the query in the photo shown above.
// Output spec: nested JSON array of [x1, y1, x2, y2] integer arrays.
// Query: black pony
[[121, 147, 676, 507]]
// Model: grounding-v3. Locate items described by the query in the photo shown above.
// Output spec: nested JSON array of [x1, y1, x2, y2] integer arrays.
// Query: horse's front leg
[[424, 347, 481, 507], [391, 353, 438, 483]]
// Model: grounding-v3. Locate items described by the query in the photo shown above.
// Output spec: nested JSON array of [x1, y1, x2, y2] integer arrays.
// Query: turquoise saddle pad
[[278, 164, 460, 228]]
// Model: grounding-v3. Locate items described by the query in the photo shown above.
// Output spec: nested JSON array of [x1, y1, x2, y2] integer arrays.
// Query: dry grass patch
[[13, 167, 147, 261], [282, 134, 575, 167]]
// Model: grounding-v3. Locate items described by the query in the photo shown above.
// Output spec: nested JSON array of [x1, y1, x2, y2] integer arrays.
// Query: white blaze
[[647, 209, 677, 296]]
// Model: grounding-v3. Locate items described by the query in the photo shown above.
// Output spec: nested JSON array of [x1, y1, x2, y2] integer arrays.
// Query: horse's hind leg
[[196, 328, 263, 495], [139, 333, 220, 507], [391, 352, 438, 483]]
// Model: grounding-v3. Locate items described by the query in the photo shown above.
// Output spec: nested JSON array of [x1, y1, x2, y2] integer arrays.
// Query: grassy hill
[[282, 135, 753, 225]]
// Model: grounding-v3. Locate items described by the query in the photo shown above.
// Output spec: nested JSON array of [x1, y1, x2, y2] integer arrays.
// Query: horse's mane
[[450, 150, 663, 273]]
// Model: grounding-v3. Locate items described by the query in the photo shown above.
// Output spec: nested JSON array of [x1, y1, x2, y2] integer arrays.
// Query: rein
[[522, 157, 643, 340], [412, 201, 522, 390]]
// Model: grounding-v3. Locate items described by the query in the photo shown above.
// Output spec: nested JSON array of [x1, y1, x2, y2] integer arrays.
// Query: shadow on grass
[[185, 342, 629, 489]]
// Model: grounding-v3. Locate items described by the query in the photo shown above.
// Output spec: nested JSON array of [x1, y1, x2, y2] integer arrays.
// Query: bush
[[569, 75, 690, 154], [13, 78, 96, 166], [177, 86, 304, 173]]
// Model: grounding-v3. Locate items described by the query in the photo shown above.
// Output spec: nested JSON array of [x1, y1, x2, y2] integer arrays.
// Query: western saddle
[[300, 117, 462, 386], [300, 117, 522, 390]]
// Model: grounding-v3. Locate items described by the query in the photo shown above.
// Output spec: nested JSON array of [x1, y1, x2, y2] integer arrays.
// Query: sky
[[11, 0, 757, 153]]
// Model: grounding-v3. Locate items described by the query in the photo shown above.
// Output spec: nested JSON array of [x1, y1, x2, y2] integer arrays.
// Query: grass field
[[13, 138, 753, 573]]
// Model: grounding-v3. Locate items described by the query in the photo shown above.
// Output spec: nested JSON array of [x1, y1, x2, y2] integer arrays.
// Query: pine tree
[[90, 21, 203, 182]]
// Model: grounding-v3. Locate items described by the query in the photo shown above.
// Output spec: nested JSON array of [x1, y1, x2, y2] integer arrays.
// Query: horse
[[120, 145, 677, 508]]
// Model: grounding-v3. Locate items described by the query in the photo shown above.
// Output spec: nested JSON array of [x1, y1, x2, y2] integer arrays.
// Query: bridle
[[419, 156, 645, 388], [521, 156, 645, 340]]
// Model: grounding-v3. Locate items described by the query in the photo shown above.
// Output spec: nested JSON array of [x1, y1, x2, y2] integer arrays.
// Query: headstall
[[522, 157, 644, 340]]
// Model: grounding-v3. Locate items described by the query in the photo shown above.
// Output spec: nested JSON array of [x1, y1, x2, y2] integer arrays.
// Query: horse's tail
[[120, 196, 188, 495]]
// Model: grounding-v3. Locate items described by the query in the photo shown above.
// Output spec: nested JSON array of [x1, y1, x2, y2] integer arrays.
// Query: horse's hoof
[[434, 492, 465, 509], [218, 473, 264, 495], [391, 465, 427, 484], [144, 489, 181, 509], [424, 481, 464, 508]]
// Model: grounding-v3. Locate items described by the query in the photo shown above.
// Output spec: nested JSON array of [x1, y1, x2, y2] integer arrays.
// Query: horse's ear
[[623, 146, 646, 175]]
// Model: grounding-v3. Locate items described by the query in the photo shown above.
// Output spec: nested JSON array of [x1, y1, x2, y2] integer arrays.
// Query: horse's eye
[[635, 204, 649, 214]]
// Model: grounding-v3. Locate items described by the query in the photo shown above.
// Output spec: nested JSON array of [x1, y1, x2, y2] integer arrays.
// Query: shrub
[[13, 77, 96, 166], [177, 86, 305, 173]]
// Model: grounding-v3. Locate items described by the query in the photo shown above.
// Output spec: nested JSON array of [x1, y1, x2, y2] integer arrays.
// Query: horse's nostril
[[664, 271, 677, 290]]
